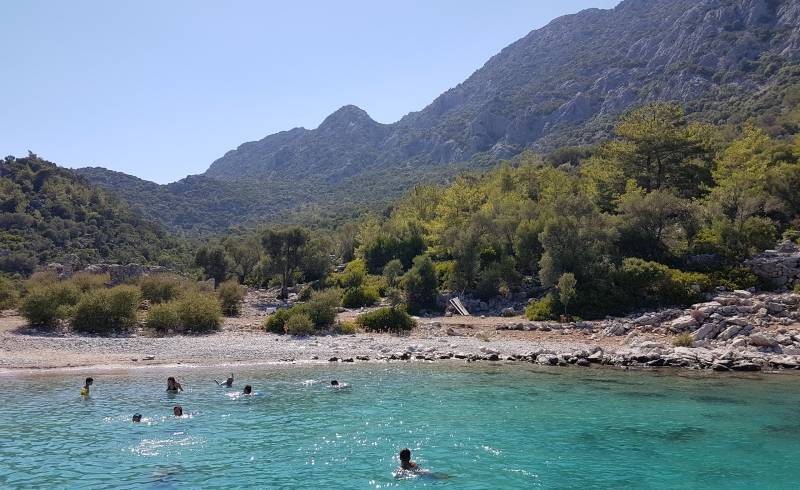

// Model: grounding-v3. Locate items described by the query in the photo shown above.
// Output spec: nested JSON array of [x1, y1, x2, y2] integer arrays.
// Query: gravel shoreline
[[2, 310, 799, 376]]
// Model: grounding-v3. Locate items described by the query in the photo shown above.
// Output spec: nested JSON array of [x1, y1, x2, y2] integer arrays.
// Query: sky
[[1, 1, 620, 183]]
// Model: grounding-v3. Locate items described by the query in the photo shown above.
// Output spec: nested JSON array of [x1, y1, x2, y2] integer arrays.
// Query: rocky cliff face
[[205, 0, 800, 182]]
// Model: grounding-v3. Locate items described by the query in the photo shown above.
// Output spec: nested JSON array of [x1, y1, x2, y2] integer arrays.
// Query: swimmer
[[80, 377, 93, 397], [173, 405, 183, 417], [399, 448, 418, 471], [132, 413, 142, 423], [243, 385, 253, 395], [166, 377, 183, 393], [215, 373, 234, 387], [330, 380, 350, 388]]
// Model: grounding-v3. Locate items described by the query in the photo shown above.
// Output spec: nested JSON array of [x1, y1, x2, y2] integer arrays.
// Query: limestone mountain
[[82, 0, 800, 233]]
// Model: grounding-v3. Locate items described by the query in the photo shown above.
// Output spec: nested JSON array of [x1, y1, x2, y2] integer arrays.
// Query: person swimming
[[132, 413, 142, 423], [215, 374, 234, 387], [399, 448, 418, 471], [330, 380, 350, 389], [173, 405, 183, 417], [80, 377, 93, 397], [243, 385, 253, 395], [166, 377, 183, 393]]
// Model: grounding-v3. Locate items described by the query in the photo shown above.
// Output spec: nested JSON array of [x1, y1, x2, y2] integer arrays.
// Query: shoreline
[[3, 310, 799, 378]]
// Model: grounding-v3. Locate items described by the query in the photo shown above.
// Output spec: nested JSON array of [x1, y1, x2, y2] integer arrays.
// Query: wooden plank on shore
[[450, 297, 470, 316]]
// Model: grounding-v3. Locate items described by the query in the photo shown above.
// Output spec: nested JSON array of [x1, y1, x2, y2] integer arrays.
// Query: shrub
[[304, 288, 341, 329], [19, 283, 80, 326], [218, 279, 246, 315], [383, 259, 404, 288], [147, 302, 180, 332], [710, 267, 760, 291], [72, 285, 142, 333], [0, 276, 20, 310], [67, 272, 109, 293], [434, 260, 456, 290], [23, 271, 59, 292], [139, 274, 183, 304], [525, 294, 557, 321], [334, 321, 359, 335], [403, 255, 438, 314], [341, 286, 379, 308], [662, 269, 712, 304], [794, 283, 800, 294], [263, 308, 292, 334], [284, 312, 315, 336], [337, 259, 367, 289], [356, 307, 415, 333], [175, 291, 222, 332], [672, 333, 694, 347], [363, 274, 388, 296]]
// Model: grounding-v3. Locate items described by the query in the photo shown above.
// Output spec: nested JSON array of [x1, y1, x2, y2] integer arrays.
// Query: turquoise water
[[1, 363, 799, 489]]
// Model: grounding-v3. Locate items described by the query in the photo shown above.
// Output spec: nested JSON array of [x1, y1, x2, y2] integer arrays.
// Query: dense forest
[[0, 154, 190, 276], [193, 102, 800, 320]]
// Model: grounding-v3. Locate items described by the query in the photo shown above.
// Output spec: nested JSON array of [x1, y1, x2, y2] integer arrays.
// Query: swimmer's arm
[[214, 380, 220, 385]]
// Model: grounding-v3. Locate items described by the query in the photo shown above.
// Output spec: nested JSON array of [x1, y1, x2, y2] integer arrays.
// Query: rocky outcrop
[[745, 240, 800, 290]]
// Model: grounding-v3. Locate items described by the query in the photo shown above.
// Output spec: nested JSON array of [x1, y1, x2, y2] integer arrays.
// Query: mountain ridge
[[79, 0, 800, 233]]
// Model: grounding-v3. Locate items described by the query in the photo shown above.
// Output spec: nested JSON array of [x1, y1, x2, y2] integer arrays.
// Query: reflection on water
[[1, 364, 799, 488]]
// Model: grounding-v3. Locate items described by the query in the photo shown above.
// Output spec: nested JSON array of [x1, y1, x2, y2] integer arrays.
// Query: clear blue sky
[[1, 1, 620, 183]]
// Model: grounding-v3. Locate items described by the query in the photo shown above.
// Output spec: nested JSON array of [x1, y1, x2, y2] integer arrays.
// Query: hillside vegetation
[[0, 154, 189, 275], [195, 103, 800, 320]]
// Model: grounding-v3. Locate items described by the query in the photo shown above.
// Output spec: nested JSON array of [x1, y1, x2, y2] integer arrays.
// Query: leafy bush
[[709, 267, 760, 291], [661, 269, 712, 305], [382, 259, 404, 288], [263, 308, 292, 334], [23, 271, 59, 292], [0, 276, 20, 310], [337, 259, 366, 289], [794, 283, 800, 294], [284, 312, 315, 336], [304, 288, 341, 329], [525, 294, 557, 321], [175, 291, 222, 332], [19, 283, 80, 326], [139, 274, 182, 304], [334, 321, 358, 334], [67, 272, 109, 292], [434, 261, 455, 290], [341, 286, 379, 308], [403, 255, 438, 314], [72, 285, 142, 333], [363, 274, 388, 296], [356, 307, 416, 333], [672, 333, 694, 347], [217, 279, 245, 315], [147, 302, 180, 332]]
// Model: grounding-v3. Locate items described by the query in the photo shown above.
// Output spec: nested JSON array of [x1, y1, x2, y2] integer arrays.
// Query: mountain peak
[[318, 105, 377, 131]]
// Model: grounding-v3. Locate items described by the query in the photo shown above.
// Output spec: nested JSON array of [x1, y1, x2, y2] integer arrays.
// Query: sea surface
[[1, 363, 798, 489]]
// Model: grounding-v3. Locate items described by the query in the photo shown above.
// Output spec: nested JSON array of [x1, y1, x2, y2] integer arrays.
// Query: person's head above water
[[167, 377, 181, 391], [399, 448, 417, 470], [331, 380, 339, 386], [132, 414, 142, 423], [85, 377, 94, 387], [173, 405, 183, 417], [243, 384, 252, 395]]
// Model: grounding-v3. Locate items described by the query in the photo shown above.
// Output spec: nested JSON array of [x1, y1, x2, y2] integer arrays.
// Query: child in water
[[173, 405, 183, 417], [215, 374, 234, 387], [80, 377, 93, 397], [132, 414, 142, 423], [330, 380, 350, 389], [166, 377, 183, 393], [243, 385, 253, 395]]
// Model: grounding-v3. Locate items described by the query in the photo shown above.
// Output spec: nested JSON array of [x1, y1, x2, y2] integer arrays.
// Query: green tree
[[261, 227, 311, 299], [557, 272, 577, 317], [402, 255, 438, 314], [194, 245, 232, 286]]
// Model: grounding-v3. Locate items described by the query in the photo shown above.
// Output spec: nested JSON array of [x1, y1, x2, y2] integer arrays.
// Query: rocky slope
[[82, 0, 800, 233]]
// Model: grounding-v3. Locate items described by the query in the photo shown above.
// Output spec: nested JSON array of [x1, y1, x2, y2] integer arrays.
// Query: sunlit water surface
[[1, 363, 799, 489]]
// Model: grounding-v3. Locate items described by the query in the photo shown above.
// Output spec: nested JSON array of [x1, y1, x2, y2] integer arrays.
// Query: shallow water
[[1, 363, 798, 489]]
